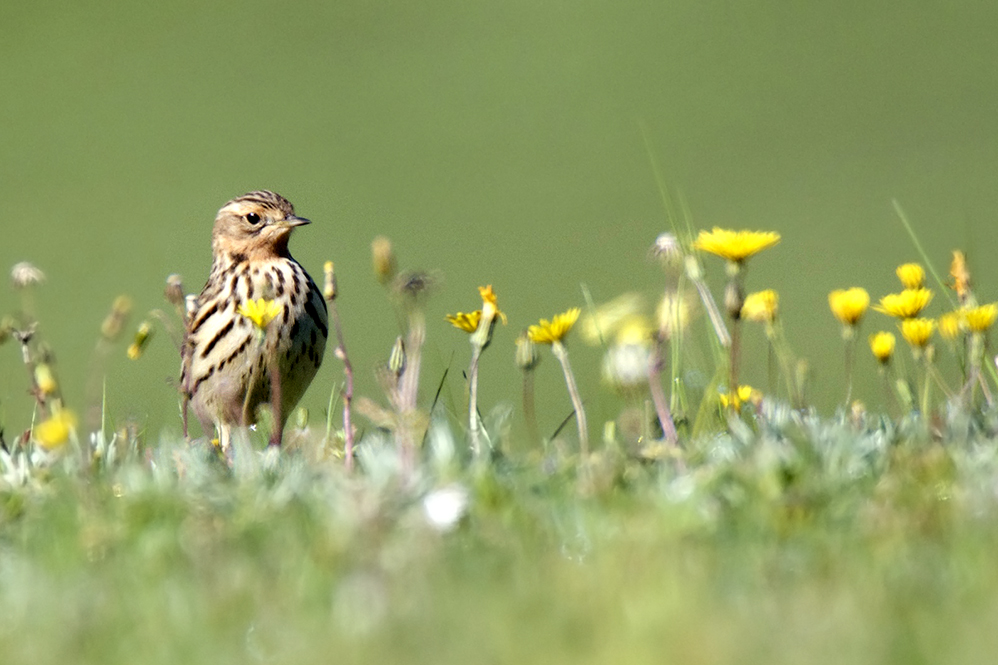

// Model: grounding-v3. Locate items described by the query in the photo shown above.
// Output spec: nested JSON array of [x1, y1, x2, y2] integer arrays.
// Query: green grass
[[3, 404, 998, 665]]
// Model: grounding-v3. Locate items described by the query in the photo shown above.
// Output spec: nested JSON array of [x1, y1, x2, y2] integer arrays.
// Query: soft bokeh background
[[3, 1, 998, 437]]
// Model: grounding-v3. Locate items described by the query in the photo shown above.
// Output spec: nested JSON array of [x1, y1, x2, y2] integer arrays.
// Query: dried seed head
[[164, 274, 185, 308], [101, 295, 133, 341], [371, 236, 397, 284], [394, 270, 436, 300], [651, 232, 682, 264], [323, 261, 337, 301], [950, 251, 971, 305], [11, 262, 45, 288], [602, 342, 651, 391]]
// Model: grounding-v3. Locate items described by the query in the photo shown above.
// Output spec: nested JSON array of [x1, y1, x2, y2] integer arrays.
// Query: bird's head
[[212, 190, 310, 259]]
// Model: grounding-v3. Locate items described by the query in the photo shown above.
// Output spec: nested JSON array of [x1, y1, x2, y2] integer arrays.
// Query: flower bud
[[371, 236, 396, 285], [164, 274, 185, 309], [323, 261, 337, 301], [101, 295, 133, 341]]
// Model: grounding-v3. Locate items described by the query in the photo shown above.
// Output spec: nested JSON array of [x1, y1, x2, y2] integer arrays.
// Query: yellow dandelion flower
[[896, 263, 925, 289], [741, 289, 779, 323], [34, 409, 78, 450], [937, 311, 963, 340], [34, 363, 58, 395], [580, 292, 644, 345], [828, 287, 870, 326], [237, 298, 282, 330], [900, 318, 935, 348], [964, 303, 998, 333], [874, 289, 933, 319], [719, 385, 760, 410], [478, 285, 507, 324], [614, 315, 654, 345], [693, 228, 781, 263], [528, 308, 581, 345], [445, 310, 481, 333], [869, 332, 896, 363]]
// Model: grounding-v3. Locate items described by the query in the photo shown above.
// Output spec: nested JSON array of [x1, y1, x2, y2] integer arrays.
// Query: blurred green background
[[3, 1, 998, 437]]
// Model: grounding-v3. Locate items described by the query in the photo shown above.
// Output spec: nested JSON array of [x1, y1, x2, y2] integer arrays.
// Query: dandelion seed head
[[11, 262, 45, 288]]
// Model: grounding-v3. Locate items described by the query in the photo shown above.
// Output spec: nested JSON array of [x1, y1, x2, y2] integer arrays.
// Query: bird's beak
[[283, 216, 311, 227]]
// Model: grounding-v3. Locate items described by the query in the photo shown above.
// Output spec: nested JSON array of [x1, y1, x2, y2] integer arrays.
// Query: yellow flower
[[719, 385, 760, 410], [741, 289, 779, 323], [938, 311, 963, 340], [445, 310, 481, 333], [34, 363, 58, 395], [127, 321, 153, 360], [528, 308, 581, 344], [237, 298, 282, 330], [693, 228, 781, 262], [478, 285, 507, 325], [869, 332, 896, 363], [371, 236, 396, 284], [447, 285, 507, 335], [580, 292, 644, 344], [34, 409, 78, 450], [874, 289, 933, 319], [896, 263, 925, 289], [614, 315, 654, 345], [900, 318, 935, 348], [964, 303, 998, 333], [950, 251, 970, 302], [828, 287, 870, 326]]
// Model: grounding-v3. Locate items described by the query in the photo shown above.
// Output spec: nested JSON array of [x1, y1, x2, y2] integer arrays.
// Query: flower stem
[[920, 353, 932, 417], [522, 370, 540, 448], [844, 332, 855, 405], [328, 299, 355, 469], [468, 343, 483, 457], [551, 341, 588, 456], [398, 307, 425, 476], [728, 319, 742, 410], [647, 339, 678, 446]]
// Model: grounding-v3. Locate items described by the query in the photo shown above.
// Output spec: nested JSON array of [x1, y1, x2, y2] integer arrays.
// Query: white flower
[[422, 485, 469, 532]]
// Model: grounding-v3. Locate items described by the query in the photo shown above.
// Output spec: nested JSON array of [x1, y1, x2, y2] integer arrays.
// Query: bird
[[180, 191, 328, 450]]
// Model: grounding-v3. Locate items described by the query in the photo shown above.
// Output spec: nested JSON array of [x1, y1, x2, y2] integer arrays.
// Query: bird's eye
[[245, 212, 262, 225]]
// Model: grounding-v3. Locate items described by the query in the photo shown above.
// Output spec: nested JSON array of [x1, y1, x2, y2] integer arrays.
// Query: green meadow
[[4, 2, 998, 663]]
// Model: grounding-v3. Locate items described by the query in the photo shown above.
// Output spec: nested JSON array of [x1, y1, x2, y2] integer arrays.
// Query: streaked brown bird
[[180, 191, 328, 450]]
